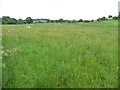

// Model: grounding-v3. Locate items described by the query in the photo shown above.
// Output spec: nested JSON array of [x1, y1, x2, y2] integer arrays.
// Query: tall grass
[[2, 21, 118, 88]]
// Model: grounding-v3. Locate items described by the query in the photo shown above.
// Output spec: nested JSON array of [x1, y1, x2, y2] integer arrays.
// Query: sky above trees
[[0, 0, 119, 20]]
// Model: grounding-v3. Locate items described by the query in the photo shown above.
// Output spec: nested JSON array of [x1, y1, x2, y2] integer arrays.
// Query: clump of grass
[[2, 47, 21, 57]]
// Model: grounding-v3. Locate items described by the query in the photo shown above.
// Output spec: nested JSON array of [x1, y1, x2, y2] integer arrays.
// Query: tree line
[[0, 15, 119, 24], [1, 16, 33, 24]]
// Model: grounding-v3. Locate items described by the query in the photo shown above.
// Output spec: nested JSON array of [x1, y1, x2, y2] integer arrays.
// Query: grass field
[[2, 20, 118, 88]]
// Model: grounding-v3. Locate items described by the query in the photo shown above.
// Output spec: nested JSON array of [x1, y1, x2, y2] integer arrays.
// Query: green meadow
[[2, 20, 118, 88]]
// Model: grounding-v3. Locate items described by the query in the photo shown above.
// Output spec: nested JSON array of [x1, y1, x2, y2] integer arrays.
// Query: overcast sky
[[0, 0, 119, 20]]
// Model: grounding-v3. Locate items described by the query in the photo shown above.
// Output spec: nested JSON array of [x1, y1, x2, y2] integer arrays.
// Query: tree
[[2, 16, 11, 24], [50, 20, 55, 23], [58, 18, 64, 23], [84, 20, 91, 23], [71, 20, 77, 23], [91, 20, 94, 22], [100, 16, 107, 21], [112, 16, 118, 20], [108, 15, 112, 19], [18, 18, 25, 24], [46, 19, 50, 23], [78, 19, 83, 22], [68, 20, 72, 23], [25, 17, 33, 24], [54, 20, 59, 23], [2, 16, 17, 24], [64, 20, 69, 23], [97, 18, 101, 21], [8, 18, 17, 24], [101, 17, 106, 20]]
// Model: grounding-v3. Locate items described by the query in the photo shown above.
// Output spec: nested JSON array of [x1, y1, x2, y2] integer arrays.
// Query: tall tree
[[18, 19, 25, 24], [46, 19, 50, 23], [25, 17, 33, 24], [108, 15, 112, 19], [59, 18, 64, 23], [91, 20, 94, 22], [78, 19, 83, 22], [101, 17, 107, 21], [2, 16, 11, 24], [97, 18, 101, 21]]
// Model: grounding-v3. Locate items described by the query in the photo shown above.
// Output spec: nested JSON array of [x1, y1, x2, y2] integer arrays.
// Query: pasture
[[2, 20, 118, 88]]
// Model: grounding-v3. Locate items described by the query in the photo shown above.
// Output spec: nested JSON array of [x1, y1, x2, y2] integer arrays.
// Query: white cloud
[[0, 0, 119, 20]]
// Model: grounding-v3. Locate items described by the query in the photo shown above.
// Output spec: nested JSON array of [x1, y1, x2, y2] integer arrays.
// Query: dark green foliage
[[2, 16, 11, 24], [112, 16, 118, 20], [54, 20, 59, 23], [64, 20, 69, 23], [7, 18, 17, 24], [97, 16, 109, 22], [18, 19, 25, 24], [78, 19, 83, 22], [2, 16, 17, 24], [2, 16, 25, 24], [50, 20, 55, 23], [108, 15, 112, 19], [58, 18, 64, 23], [84, 20, 91, 23], [71, 20, 77, 23], [101, 17, 107, 21], [25, 17, 33, 24], [1, 15, 118, 24], [91, 20, 94, 22], [46, 19, 51, 23], [97, 18, 101, 21], [67, 20, 72, 23]]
